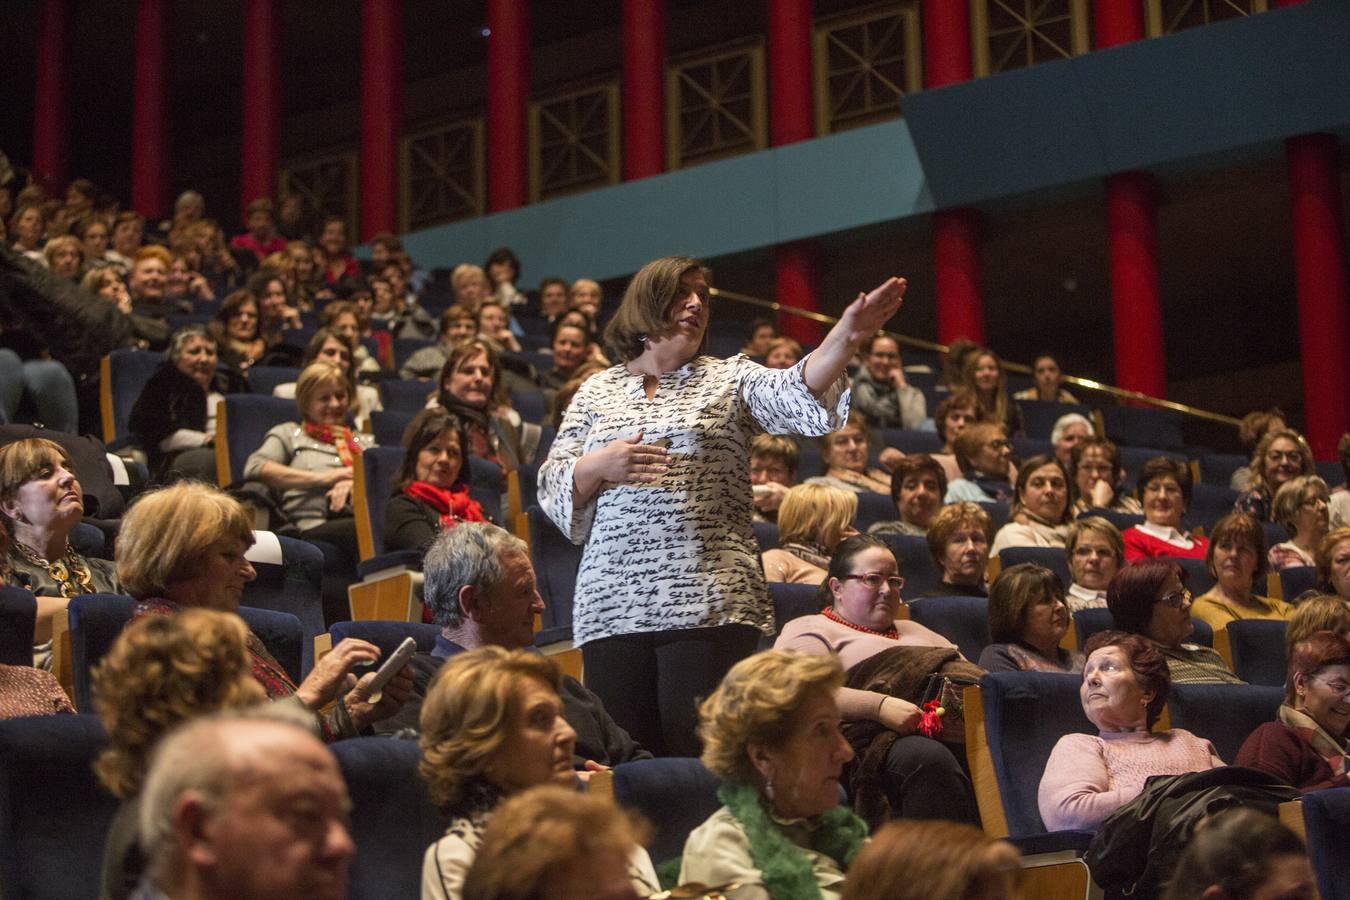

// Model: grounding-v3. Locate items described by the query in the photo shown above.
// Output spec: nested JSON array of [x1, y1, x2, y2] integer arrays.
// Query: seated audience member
[[249, 269, 304, 345], [380, 522, 649, 769], [1191, 513, 1292, 631], [1317, 526, 1350, 602], [485, 247, 525, 308], [129, 714, 355, 900], [763, 336, 803, 370], [924, 502, 994, 598], [551, 308, 607, 365], [963, 348, 1022, 437], [1161, 808, 1314, 900], [42, 234, 85, 281], [316, 215, 359, 287], [230, 198, 287, 262], [1268, 475, 1331, 570], [420, 647, 658, 900], [534, 319, 590, 392], [853, 334, 926, 430], [1236, 430, 1315, 522], [211, 289, 267, 372], [1230, 408, 1289, 492], [75, 215, 113, 270], [1122, 457, 1209, 562], [182, 219, 243, 299], [741, 317, 777, 358], [536, 276, 570, 322], [682, 651, 868, 898], [1013, 353, 1078, 403], [1038, 630, 1223, 831], [271, 327, 382, 423], [1050, 412, 1093, 468], [931, 390, 982, 484], [462, 786, 651, 900], [381, 259, 436, 339], [165, 252, 215, 306], [762, 483, 858, 584], [244, 361, 374, 560], [843, 820, 1021, 900], [437, 340, 532, 471], [1286, 594, 1350, 654], [775, 536, 980, 826], [402, 305, 478, 380], [944, 421, 1014, 503], [451, 263, 491, 315], [322, 298, 381, 379], [1107, 559, 1242, 684], [1072, 437, 1142, 515], [476, 300, 522, 354], [0, 524, 73, 718], [1331, 433, 1350, 528], [82, 265, 133, 314], [808, 415, 891, 494], [979, 563, 1081, 673], [568, 277, 603, 317], [749, 433, 798, 523], [384, 409, 487, 554], [1065, 517, 1124, 611], [1237, 630, 1350, 792], [129, 326, 244, 483], [1, 438, 120, 670], [119, 482, 411, 738], [990, 454, 1072, 554], [868, 454, 946, 537], [284, 239, 322, 306], [129, 244, 190, 323], [9, 202, 46, 260], [107, 210, 144, 272], [94, 611, 269, 900]]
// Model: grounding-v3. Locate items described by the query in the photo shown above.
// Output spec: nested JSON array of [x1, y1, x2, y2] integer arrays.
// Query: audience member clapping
[[1236, 630, 1350, 792], [383, 409, 487, 554], [762, 483, 857, 584], [749, 433, 798, 523], [1122, 457, 1209, 562], [1316, 526, 1350, 602], [1190, 513, 1292, 631], [980, 563, 1081, 673], [681, 650, 867, 897], [1071, 437, 1141, 515], [944, 421, 1014, 503], [436, 339, 532, 470], [843, 820, 1021, 900], [1235, 430, 1315, 522], [1106, 559, 1242, 684], [852, 333, 926, 429], [1038, 630, 1223, 831], [925, 501, 994, 598], [868, 453, 945, 537], [1268, 475, 1331, 569], [1161, 808, 1313, 900], [809, 415, 890, 494], [1049, 412, 1093, 468], [1064, 517, 1124, 611], [991, 454, 1073, 553]]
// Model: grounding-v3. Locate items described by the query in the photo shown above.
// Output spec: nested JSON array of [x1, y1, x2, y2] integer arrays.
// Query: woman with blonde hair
[[682, 650, 867, 899], [1236, 429, 1316, 522], [1316, 526, 1350, 602], [1268, 475, 1331, 570], [761, 483, 858, 583], [843, 820, 1021, 900], [41, 234, 84, 280], [962, 348, 1021, 436]]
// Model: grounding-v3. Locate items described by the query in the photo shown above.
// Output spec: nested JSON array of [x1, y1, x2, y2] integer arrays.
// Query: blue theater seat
[[1072, 607, 1212, 650], [1167, 682, 1284, 763], [0, 585, 37, 666], [380, 379, 435, 413], [875, 532, 942, 599], [610, 758, 723, 865], [768, 582, 823, 638], [1302, 788, 1350, 900], [1225, 620, 1288, 688], [330, 620, 440, 659], [1279, 565, 1318, 601], [908, 595, 990, 662], [242, 531, 326, 675], [1018, 401, 1093, 442], [527, 505, 579, 645], [854, 491, 896, 532], [999, 546, 1071, 590]]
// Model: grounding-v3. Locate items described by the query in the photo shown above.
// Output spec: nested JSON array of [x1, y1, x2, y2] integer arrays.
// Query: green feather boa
[[717, 780, 869, 899]]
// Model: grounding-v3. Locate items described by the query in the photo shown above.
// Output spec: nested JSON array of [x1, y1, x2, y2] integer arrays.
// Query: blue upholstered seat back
[[1225, 620, 1288, 688], [222, 394, 299, 484], [908, 595, 991, 662], [0, 585, 37, 666], [876, 532, 942, 600], [527, 505, 578, 645], [611, 758, 723, 864], [1302, 787, 1350, 900], [243, 533, 325, 675], [330, 620, 440, 659], [1167, 683, 1284, 763], [999, 546, 1071, 590]]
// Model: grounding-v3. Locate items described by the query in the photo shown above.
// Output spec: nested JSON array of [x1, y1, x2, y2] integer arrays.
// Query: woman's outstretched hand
[[838, 277, 907, 343]]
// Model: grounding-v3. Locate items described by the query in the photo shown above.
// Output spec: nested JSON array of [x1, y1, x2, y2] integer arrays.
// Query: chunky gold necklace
[[13, 540, 95, 599]]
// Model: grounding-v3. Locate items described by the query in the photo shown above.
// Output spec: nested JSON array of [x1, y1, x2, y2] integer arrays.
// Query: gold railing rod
[[709, 286, 1242, 428]]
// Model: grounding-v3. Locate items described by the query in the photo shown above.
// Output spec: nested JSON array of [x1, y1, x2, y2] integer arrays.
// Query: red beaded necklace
[[821, 606, 898, 640]]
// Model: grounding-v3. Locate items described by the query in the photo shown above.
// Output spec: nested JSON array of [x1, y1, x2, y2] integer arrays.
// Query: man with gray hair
[[380, 522, 650, 768], [131, 713, 353, 900]]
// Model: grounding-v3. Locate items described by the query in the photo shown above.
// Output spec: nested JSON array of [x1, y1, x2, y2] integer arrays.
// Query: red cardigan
[[1235, 721, 1349, 793], [1122, 526, 1209, 563]]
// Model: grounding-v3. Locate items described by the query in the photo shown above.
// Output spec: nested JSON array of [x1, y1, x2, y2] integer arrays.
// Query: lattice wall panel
[[973, 0, 1089, 77], [279, 152, 358, 240], [666, 42, 767, 170], [529, 81, 620, 202], [814, 4, 922, 135], [1146, 0, 1268, 37], [399, 119, 484, 232]]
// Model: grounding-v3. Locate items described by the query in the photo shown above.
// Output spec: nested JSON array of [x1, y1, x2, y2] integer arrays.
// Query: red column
[[131, 0, 170, 218], [1286, 134, 1350, 459], [768, 0, 822, 344], [1105, 172, 1166, 399], [360, 0, 401, 239], [32, 0, 68, 191], [622, 0, 665, 181], [487, 0, 529, 212], [923, 0, 985, 345], [240, 0, 280, 223], [1093, 0, 1145, 49]]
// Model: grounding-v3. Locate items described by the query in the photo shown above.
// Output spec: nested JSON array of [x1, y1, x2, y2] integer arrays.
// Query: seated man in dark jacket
[[377, 521, 651, 769]]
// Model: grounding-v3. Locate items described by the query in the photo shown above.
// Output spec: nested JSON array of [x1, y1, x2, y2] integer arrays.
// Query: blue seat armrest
[[1009, 830, 1095, 855], [534, 625, 573, 646]]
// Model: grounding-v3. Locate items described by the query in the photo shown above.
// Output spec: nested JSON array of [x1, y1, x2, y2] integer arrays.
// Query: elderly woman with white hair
[[1050, 412, 1094, 469]]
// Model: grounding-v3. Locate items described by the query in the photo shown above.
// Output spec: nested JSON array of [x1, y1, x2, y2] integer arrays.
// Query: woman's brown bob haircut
[[603, 256, 709, 362]]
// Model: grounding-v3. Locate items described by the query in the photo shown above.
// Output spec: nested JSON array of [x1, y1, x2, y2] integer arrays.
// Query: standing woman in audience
[[963, 349, 1022, 437], [809, 415, 892, 494], [385, 408, 487, 554], [1236, 430, 1315, 522], [980, 563, 1081, 673], [990, 454, 1073, 553], [437, 339, 530, 471], [1071, 437, 1142, 515], [211, 289, 267, 372], [924, 502, 994, 598], [1268, 475, 1331, 570], [682, 651, 868, 899], [1236, 630, 1350, 793], [1316, 526, 1350, 602], [539, 256, 904, 756], [761, 484, 857, 584], [0, 438, 120, 670], [869, 454, 946, 537], [1122, 457, 1209, 562], [1190, 513, 1292, 631], [1065, 517, 1123, 611]]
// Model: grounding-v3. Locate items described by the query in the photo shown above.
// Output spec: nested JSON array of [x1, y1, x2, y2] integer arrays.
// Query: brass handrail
[[709, 286, 1242, 428]]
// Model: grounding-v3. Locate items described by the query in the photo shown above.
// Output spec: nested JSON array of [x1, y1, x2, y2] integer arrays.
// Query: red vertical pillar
[[922, 0, 985, 345], [32, 0, 68, 191], [360, 0, 401, 239], [768, 0, 822, 345], [131, 0, 170, 218], [240, 0, 280, 223], [487, 0, 529, 212], [622, 0, 665, 181]]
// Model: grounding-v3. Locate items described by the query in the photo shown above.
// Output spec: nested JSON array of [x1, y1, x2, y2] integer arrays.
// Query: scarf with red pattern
[[404, 480, 486, 528], [1279, 703, 1348, 778], [303, 422, 364, 466]]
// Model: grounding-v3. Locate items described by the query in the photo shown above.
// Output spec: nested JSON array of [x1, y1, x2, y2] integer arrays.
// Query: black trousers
[[880, 735, 981, 824], [581, 624, 762, 758]]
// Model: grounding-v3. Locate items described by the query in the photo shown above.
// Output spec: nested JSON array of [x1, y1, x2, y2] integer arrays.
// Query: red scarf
[[303, 422, 364, 466], [404, 480, 487, 528]]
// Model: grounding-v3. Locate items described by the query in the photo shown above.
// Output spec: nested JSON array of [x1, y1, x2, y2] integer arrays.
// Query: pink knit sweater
[[1037, 729, 1224, 831]]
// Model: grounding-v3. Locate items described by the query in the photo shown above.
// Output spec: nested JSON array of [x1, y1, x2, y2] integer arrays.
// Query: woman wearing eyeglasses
[[1105, 559, 1242, 685], [1236, 631, 1350, 793], [774, 534, 981, 825], [808, 415, 891, 495], [1122, 458, 1210, 563], [1235, 430, 1315, 523]]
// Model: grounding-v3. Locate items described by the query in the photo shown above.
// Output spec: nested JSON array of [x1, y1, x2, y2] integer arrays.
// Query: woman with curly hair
[[1235, 429, 1316, 523]]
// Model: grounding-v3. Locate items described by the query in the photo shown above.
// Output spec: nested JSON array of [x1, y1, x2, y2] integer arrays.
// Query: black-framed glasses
[[1159, 588, 1192, 609], [841, 573, 905, 592]]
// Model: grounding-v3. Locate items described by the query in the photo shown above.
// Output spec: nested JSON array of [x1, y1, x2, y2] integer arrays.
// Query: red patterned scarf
[[1279, 703, 1348, 778], [303, 422, 364, 466], [404, 480, 487, 528]]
